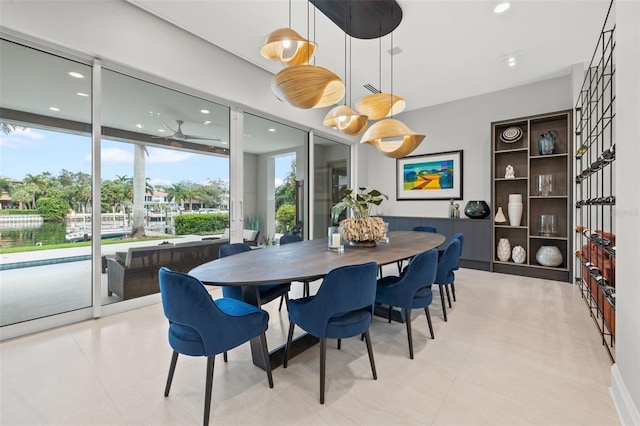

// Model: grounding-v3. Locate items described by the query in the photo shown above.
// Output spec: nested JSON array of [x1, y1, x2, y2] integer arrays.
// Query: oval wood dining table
[[189, 231, 445, 370]]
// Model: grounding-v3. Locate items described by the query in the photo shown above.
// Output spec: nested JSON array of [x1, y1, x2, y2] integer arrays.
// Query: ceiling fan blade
[[183, 134, 222, 141], [161, 121, 178, 133]]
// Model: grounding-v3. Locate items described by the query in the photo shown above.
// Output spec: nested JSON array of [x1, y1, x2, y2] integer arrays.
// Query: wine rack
[[574, 6, 616, 361]]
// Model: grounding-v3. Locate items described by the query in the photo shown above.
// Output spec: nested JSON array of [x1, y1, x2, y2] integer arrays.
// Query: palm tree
[[166, 183, 187, 209], [0, 123, 26, 135]]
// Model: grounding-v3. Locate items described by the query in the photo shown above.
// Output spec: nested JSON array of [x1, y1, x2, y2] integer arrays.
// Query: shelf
[[530, 153, 569, 159], [492, 110, 572, 282], [495, 147, 529, 153], [530, 195, 568, 199], [529, 235, 568, 240]]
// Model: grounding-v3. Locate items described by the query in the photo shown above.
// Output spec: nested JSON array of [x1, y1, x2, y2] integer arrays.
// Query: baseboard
[[611, 364, 640, 426]]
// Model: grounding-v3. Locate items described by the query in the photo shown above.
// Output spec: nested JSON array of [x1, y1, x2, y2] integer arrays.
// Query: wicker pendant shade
[[355, 93, 406, 120], [260, 28, 317, 66], [323, 105, 368, 135], [272, 65, 345, 109], [360, 118, 425, 158]]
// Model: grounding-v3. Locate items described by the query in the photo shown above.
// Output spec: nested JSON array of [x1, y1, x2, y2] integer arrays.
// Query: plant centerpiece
[[331, 187, 388, 247]]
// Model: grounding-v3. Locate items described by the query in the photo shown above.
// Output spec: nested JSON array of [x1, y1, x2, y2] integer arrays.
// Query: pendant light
[[323, 33, 368, 135], [360, 31, 424, 158], [355, 36, 406, 119], [270, 1, 345, 109], [260, 0, 316, 66]]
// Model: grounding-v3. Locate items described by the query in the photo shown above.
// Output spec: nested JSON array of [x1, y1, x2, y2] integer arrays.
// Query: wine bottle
[[576, 143, 588, 159], [602, 144, 615, 161], [594, 275, 609, 287]]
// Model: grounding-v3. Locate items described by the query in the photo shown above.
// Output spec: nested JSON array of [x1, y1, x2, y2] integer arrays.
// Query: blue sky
[[0, 127, 293, 187]]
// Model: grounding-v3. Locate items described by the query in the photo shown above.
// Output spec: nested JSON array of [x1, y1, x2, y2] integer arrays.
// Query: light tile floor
[[0, 267, 619, 425]]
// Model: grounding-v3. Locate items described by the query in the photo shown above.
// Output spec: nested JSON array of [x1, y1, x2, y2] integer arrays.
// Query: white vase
[[512, 245, 526, 264], [536, 246, 563, 267], [508, 193, 523, 204], [497, 238, 511, 262], [494, 206, 507, 223], [508, 202, 523, 226]]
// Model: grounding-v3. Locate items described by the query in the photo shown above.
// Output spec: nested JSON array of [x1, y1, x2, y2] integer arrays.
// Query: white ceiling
[[127, 0, 612, 112]]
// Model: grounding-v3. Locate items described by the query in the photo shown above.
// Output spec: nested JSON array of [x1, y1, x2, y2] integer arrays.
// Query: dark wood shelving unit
[[491, 111, 573, 282]]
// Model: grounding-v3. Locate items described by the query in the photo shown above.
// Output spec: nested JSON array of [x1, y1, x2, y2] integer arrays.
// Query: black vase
[[464, 201, 490, 219]]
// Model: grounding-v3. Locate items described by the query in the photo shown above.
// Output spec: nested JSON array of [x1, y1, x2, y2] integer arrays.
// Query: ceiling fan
[[153, 119, 221, 141]]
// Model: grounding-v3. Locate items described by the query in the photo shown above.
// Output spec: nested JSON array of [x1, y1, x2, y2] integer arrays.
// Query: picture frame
[[396, 150, 463, 200]]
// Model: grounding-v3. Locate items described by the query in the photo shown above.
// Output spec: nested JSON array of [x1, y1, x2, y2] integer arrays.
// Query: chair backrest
[[435, 239, 460, 284], [219, 242, 252, 258], [452, 232, 464, 268], [280, 234, 303, 245], [159, 267, 267, 356], [296, 262, 378, 335], [413, 226, 437, 233], [395, 249, 438, 305], [159, 267, 224, 355]]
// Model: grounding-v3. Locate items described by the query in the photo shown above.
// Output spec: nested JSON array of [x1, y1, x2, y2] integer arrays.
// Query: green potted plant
[[331, 187, 388, 247]]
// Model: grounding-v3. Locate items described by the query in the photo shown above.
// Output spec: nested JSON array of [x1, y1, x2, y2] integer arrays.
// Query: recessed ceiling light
[[136, 124, 143, 129], [221, 141, 228, 145], [200, 109, 210, 114], [203, 120, 211, 125], [268, 128, 276, 132], [48, 106, 60, 111], [494, 2, 510, 13], [76, 92, 89, 97], [68, 71, 84, 79], [158, 129, 165, 132]]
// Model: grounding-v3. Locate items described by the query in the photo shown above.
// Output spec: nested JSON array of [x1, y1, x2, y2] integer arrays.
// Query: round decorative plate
[[500, 126, 522, 143]]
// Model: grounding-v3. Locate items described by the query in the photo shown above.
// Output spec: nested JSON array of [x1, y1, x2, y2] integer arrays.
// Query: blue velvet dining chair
[[413, 226, 437, 233], [279, 234, 310, 303], [388, 226, 438, 277], [434, 239, 461, 322], [375, 248, 438, 359], [283, 262, 378, 404], [158, 267, 273, 426], [449, 233, 464, 302], [219, 243, 291, 311]]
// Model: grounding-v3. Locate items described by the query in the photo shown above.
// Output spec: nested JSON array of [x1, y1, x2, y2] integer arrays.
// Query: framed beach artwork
[[396, 150, 463, 200]]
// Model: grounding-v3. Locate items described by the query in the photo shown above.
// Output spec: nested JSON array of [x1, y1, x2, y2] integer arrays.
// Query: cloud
[[275, 177, 284, 187], [149, 177, 173, 187], [0, 128, 45, 148], [100, 147, 133, 164], [146, 147, 195, 164]]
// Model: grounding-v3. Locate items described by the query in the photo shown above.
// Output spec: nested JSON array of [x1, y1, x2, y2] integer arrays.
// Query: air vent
[[363, 84, 380, 94]]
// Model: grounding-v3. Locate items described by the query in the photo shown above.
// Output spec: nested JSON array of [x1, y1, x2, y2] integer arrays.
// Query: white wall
[[360, 76, 573, 217], [611, 1, 640, 424]]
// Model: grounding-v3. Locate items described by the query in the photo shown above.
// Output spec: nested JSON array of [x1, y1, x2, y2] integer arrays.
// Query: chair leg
[[405, 308, 414, 359], [396, 260, 403, 274], [259, 331, 274, 388], [278, 295, 285, 311], [445, 285, 452, 308], [451, 282, 457, 301], [424, 306, 435, 339], [337, 338, 341, 350], [223, 352, 227, 362], [283, 321, 295, 368], [378, 265, 383, 278], [320, 338, 327, 404], [164, 350, 179, 397], [304, 281, 310, 297], [440, 287, 448, 322], [388, 305, 393, 324], [203, 356, 215, 426], [363, 329, 377, 380]]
